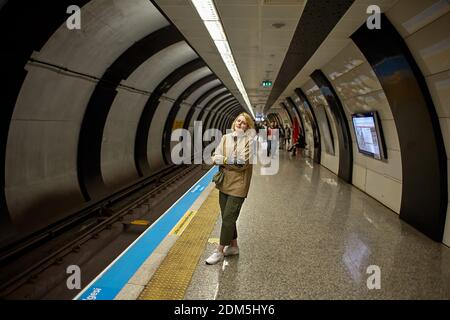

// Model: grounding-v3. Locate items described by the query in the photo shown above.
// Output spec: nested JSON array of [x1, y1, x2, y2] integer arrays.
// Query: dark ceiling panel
[[264, 0, 354, 111]]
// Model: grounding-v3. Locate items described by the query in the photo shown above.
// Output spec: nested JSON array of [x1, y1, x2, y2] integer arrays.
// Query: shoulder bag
[[212, 136, 226, 187]]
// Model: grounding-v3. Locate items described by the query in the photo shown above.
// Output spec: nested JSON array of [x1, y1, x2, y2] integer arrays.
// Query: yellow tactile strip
[[138, 189, 220, 300], [170, 210, 197, 236]]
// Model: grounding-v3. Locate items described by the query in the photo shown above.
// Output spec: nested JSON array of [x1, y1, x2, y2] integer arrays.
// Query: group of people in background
[[255, 121, 306, 157]]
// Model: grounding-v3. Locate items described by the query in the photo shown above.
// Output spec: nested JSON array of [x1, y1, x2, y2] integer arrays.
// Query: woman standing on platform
[[206, 113, 255, 265]]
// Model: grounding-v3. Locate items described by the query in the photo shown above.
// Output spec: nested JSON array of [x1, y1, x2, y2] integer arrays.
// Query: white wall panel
[[404, 12, 450, 76], [365, 169, 402, 214], [352, 163, 367, 191], [302, 79, 340, 175], [386, 0, 449, 37], [426, 70, 450, 118], [322, 41, 403, 214], [343, 91, 394, 120]]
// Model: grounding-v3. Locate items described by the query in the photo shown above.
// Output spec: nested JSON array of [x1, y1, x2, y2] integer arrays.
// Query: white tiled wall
[[322, 42, 403, 214], [291, 95, 315, 159], [302, 80, 340, 175], [386, 0, 450, 245], [280, 108, 291, 125]]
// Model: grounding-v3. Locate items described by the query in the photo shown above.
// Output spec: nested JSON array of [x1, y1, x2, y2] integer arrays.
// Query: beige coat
[[213, 131, 254, 198]]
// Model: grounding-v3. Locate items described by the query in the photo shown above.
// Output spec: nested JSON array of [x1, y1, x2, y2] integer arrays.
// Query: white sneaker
[[205, 251, 224, 265], [223, 246, 239, 256]]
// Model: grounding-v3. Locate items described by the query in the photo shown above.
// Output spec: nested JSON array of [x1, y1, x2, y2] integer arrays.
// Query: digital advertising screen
[[352, 112, 387, 160]]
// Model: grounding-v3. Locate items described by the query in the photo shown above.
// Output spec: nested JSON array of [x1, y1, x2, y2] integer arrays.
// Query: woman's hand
[[212, 154, 226, 164]]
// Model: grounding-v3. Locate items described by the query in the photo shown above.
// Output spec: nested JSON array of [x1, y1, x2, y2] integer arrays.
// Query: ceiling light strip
[[190, 0, 255, 118]]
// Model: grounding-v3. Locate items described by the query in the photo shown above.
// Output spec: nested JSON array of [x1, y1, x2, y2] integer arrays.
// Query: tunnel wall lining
[[302, 80, 340, 176], [294, 88, 322, 164], [385, 0, 450, 245], [321, 41, 403, 214], [101, 42, 197, 190], [0, 0, 239, 246]]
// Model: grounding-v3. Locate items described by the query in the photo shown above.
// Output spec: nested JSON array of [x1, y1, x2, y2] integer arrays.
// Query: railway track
[[0, 164, 209, 298]]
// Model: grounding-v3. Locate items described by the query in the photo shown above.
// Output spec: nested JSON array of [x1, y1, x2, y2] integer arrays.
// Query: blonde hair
[[231, 112, 255, 131]]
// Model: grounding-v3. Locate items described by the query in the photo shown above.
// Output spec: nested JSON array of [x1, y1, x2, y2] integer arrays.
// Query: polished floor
[[185, 151, 450, 299]]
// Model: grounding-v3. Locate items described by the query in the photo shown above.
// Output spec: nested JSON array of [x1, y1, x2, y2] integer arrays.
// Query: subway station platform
[[3, 0, 450, 306], [77, 151, 450, 300]]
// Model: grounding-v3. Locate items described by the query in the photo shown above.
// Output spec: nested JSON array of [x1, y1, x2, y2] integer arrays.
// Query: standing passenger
[[279, 125, 285, 150], [284, 125, 291, 150], [207, 113, 255, 265], [267, 122, 274, 156]]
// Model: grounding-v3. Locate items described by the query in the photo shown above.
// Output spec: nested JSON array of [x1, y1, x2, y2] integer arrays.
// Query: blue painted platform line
[[74, 166, 218, 300]]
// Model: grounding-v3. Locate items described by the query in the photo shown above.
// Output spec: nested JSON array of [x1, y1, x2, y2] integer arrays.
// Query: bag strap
[[223, 135, 226, 156]]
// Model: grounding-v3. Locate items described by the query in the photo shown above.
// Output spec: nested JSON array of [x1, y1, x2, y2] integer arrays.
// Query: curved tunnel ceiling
[[161, 74, 218, 164], [77, 25, 186, 200], [183, 84, 226, 130], [154, 0, 359, 113], [264, 0, 355, 111], [1, 0, 449, 250], [204, 97, 238, 130], [0, 0, 243, 242]]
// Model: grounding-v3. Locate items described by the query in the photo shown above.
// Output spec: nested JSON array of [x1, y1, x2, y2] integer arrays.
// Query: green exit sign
[[262, 80, 272, 87]]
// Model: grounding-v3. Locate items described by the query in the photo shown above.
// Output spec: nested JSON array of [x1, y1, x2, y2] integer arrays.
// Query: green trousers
[[219, 191, 245, 246]]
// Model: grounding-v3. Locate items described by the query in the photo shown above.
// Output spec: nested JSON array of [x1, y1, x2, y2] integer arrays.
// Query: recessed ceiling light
[[190, 0, 255, 118]]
